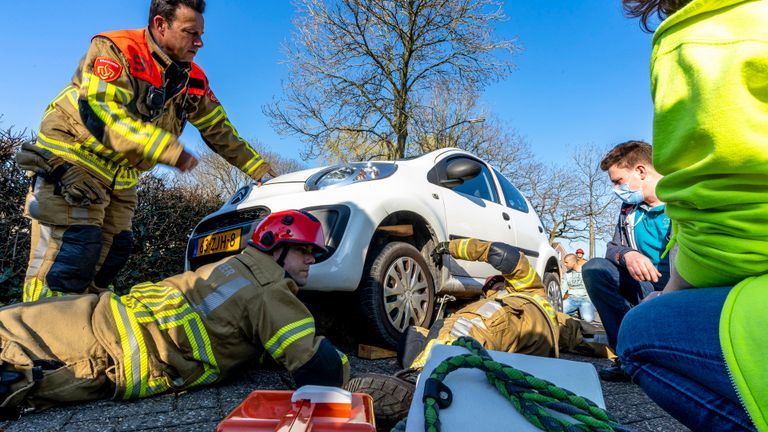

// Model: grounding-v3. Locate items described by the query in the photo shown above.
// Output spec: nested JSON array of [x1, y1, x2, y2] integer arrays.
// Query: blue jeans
[[618, 288, 755, 431], [563, 296, 595, 322], [582, 258, 665, 348]]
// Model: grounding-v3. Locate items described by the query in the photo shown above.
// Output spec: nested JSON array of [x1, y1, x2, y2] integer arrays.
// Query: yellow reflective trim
[[274, 328, 314, 358], [184, 321, 218, 387], [84, 73, 173, 164], [265, 317, 314, 350], [110, 295, 142, 399], [22, 279, 43, 303], [36, 133, 116, 181], [191, 105, 225, 130], [65, 88, 78, 108], [122, 284, 220, 390], [505, 265, 536, 289], [340, 353, 349, 365], [458, 239, 470, 260], [410, 339, 443, 369], [244, 158, 264, 175]]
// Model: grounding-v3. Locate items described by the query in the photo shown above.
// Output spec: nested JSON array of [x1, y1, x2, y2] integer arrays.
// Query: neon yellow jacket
[[652, 0, 768, 288], [652, 1, 768, 428]]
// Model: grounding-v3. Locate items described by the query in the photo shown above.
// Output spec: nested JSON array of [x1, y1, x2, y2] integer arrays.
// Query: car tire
[[359, 242, 435, 347], [543, 271, 563, 313]]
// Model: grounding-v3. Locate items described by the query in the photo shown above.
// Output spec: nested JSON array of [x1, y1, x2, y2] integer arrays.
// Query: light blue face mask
[[614, 183, 644, 205]]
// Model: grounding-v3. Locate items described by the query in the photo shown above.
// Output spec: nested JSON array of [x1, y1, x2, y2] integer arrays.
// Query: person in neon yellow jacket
[[616, 0, 768, 431]]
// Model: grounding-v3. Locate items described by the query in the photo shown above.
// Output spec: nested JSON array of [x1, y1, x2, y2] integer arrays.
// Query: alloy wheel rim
[[382, 256, 430, 332], [548, 279, 562, 309]]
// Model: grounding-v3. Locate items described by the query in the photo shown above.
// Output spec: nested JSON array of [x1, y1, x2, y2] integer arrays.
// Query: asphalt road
[[0, 351, 688, 432], [0, 295, 689, 432]]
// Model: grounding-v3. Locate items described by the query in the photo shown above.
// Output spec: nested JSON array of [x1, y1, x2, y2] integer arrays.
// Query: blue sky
[[0, 1, 654, 254], [0, 1, 654, 162]]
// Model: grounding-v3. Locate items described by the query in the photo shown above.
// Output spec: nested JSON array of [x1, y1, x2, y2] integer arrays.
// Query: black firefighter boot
[[0, 370, 24, 420], [345, 369, 418, 430]]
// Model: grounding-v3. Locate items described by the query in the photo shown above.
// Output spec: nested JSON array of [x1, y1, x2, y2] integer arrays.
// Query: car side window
[[493, 168, 529, 213], [453, 161, 499, 203]]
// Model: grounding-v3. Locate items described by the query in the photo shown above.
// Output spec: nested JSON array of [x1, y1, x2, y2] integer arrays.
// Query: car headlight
[[305, 162, 397, 191]]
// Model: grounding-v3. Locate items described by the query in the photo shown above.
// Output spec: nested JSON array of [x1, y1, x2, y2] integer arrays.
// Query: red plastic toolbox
[[216, 385, 376, 432]]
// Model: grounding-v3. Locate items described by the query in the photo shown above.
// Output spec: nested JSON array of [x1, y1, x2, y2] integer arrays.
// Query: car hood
[[265, 167, 322, 184]]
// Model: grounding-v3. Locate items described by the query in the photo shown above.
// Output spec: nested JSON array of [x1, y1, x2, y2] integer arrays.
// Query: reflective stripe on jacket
[[28, 28, 270, 190], [91, 247, 342, 399]]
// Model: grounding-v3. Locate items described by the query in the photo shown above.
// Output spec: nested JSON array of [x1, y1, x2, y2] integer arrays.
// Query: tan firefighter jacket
[[409, 239, 559, 368], [26, 28, 270, 189], [91, 247, 348, 399]]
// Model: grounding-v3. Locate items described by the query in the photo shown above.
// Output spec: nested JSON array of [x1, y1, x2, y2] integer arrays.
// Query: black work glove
[[430, 241, 450, 267], [59, 165, 107, 207]]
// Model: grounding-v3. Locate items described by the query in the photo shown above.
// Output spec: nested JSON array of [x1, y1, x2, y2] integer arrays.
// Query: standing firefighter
[[16, 0, 276, 302], [0, 210, 348, 419]]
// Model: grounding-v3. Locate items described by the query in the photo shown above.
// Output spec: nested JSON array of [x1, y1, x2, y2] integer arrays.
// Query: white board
[[405, 344, 605, 432]]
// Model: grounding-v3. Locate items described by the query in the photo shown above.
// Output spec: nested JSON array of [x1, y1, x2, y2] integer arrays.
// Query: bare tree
[[265, 0, 517, 161], [411, 79, 532, 176], [570, 143, 619, 258], [180, 141, 306, 199], [516, 161, 585, 244]]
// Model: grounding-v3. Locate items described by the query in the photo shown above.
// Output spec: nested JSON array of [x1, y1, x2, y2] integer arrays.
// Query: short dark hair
[[622, 0, 692, 32], [149, 0, 205, 26], [600, 140, 653, 171]]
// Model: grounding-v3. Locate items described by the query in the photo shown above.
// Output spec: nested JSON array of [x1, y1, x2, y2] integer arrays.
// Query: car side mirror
[[441, 158, 482, 188]]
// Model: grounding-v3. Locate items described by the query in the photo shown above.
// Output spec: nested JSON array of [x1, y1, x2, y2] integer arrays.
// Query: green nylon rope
[[420, 337, 633, 432]]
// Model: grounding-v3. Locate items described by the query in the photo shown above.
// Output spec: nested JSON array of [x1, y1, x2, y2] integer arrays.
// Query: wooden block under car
[[357, 344, 397, 360]]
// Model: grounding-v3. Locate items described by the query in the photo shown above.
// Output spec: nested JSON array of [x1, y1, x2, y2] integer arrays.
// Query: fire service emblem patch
[[93, 57, 122, 82]]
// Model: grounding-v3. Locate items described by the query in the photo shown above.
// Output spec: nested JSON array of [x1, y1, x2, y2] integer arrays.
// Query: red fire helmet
[[250, 210, 327, 255]]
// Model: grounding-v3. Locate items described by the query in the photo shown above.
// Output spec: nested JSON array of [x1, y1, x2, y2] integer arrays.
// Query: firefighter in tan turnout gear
[[0, 210, 349, 419], [16, 0, 276, 302], [347, 238, 606, 427], [404, 238, 560, 369]]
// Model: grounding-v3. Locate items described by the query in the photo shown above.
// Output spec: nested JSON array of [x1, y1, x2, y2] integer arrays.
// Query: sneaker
[[598, 359, 631, 382], [345, 373, 415, 429]]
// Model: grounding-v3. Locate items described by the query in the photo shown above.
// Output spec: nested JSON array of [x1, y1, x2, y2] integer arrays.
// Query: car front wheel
[[543, 271, 563, 313], [359, 242, 435, 347]]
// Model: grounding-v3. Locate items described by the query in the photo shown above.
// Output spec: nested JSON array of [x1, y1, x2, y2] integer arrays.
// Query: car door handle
[[502, 212, 510, 221]]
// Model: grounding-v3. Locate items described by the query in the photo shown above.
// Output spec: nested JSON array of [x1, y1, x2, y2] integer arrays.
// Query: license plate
[[194, 229, 241, 257]]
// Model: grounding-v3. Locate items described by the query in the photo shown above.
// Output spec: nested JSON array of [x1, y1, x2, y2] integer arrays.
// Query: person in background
[[0, 211, 347, 420], [581, 140, 670, 382], [616, 1, 768, 430], [15, 0, 277, 303], [561, 253, 594, 323], [575, 248, 587, 265]]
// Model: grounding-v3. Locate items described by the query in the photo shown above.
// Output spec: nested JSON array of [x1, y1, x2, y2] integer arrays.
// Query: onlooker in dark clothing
[[582, 140, 671, 382]]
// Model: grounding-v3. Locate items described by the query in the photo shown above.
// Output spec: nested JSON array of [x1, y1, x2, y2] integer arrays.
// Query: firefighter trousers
[[0, 295, 116, 412], [22, 174, 136, 302]]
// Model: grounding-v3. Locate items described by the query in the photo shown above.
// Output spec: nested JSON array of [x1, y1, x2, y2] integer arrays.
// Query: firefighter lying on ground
[[0, 210, 349, 420], [346, 238, 607, 427]]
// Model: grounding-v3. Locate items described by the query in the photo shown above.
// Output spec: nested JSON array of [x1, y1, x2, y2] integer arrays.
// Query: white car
[[186, 148, 562, 346]]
